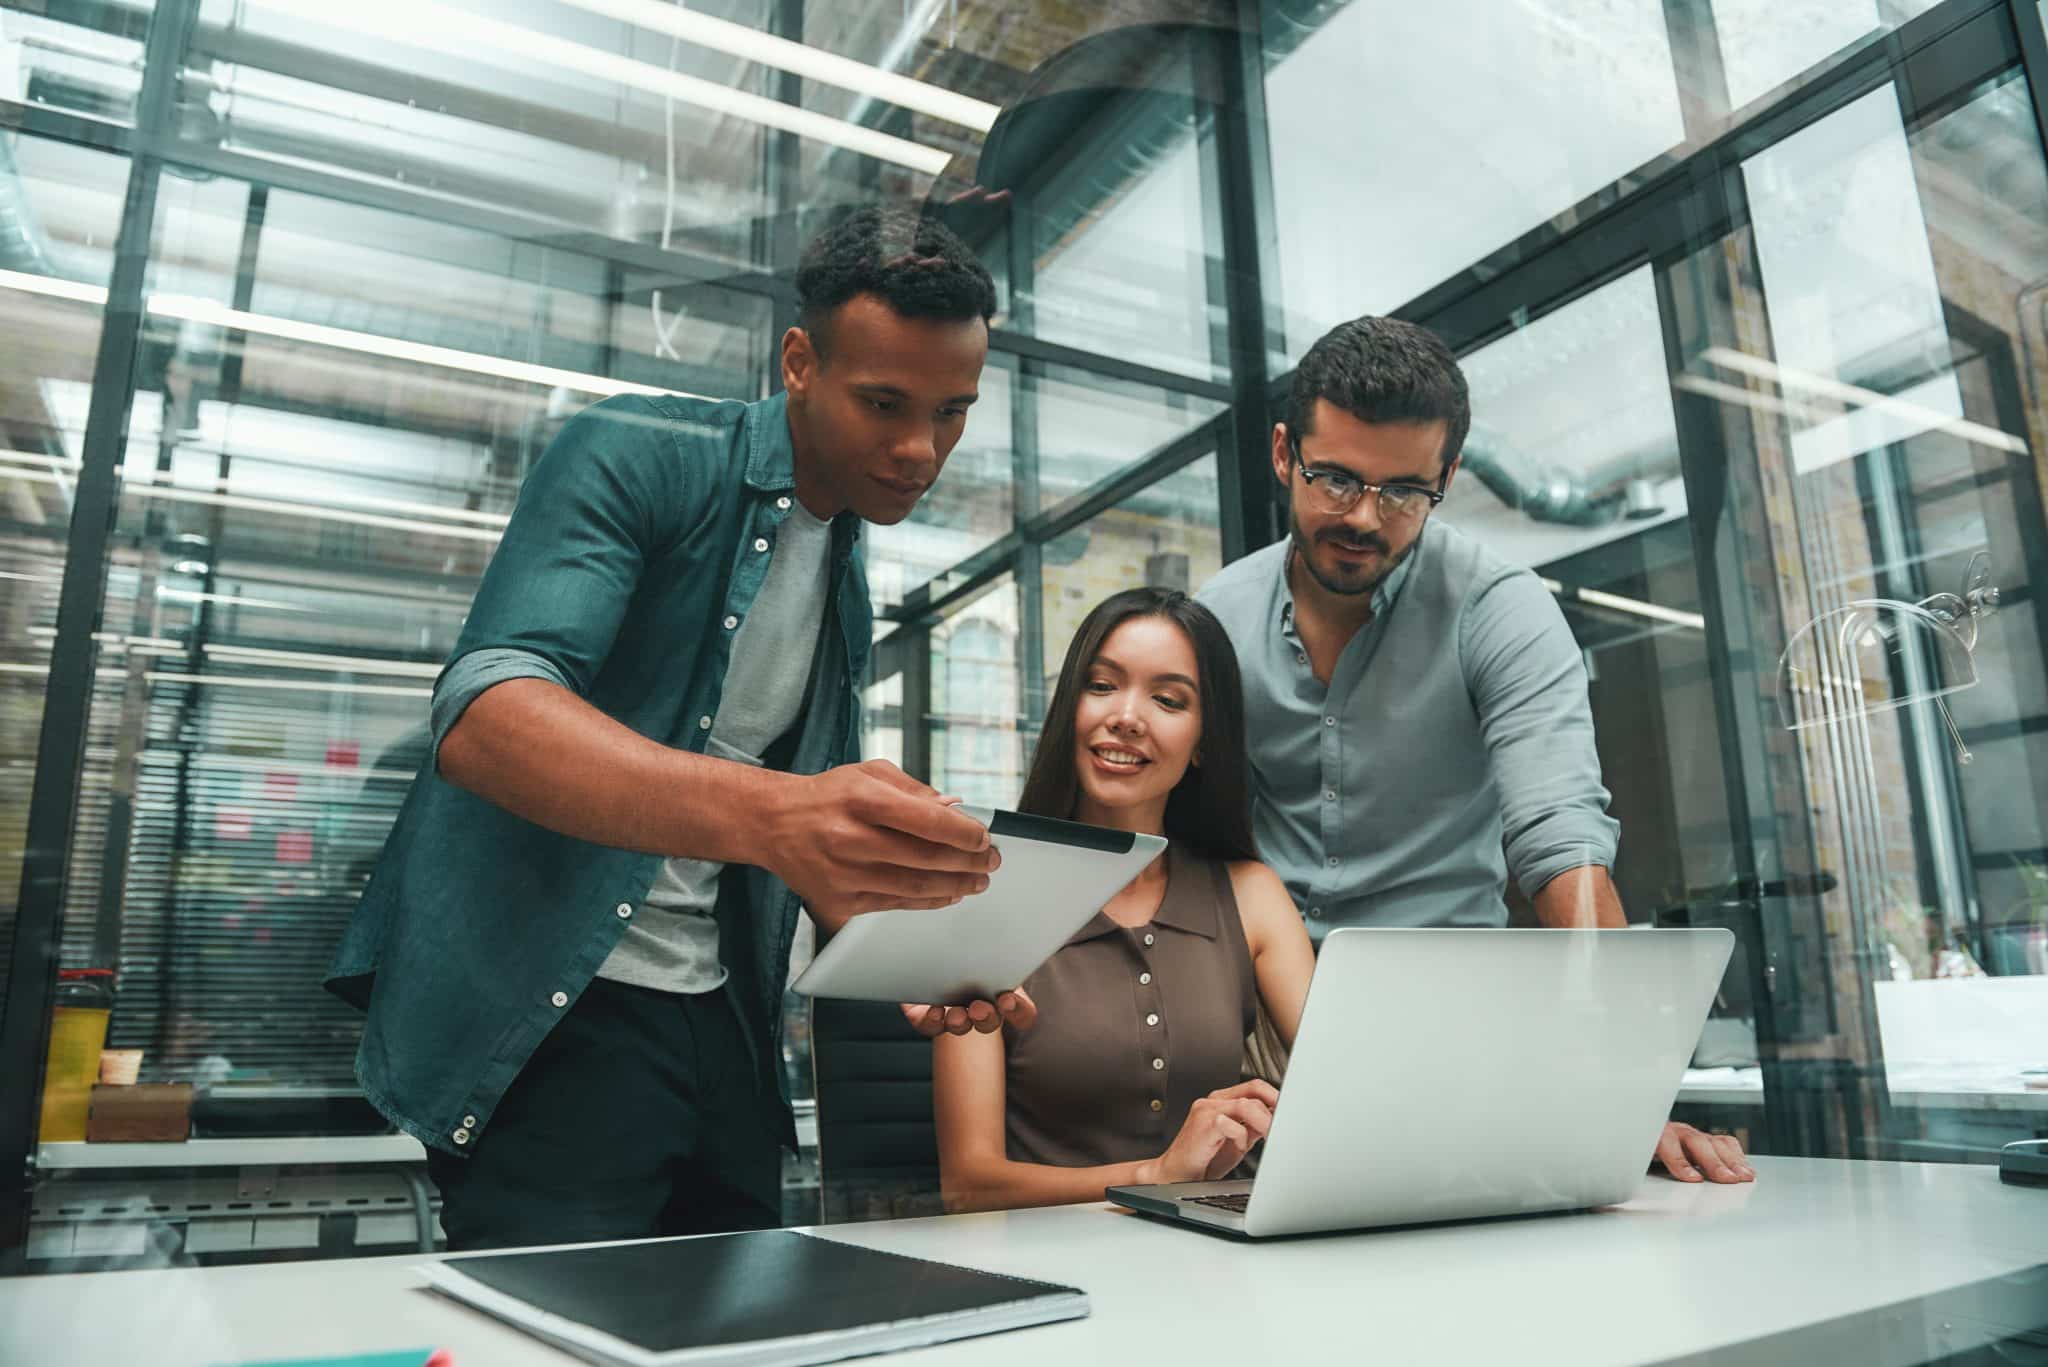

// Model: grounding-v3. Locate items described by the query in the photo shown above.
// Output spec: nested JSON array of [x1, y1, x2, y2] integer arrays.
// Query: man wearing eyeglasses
[[1196, 315, 1753, 1185]]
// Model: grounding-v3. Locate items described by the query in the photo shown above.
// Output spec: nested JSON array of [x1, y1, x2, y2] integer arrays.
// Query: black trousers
[[426, 977, 784, 1251]]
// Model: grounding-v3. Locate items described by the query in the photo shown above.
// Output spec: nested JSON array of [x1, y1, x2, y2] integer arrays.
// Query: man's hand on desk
[[901, 989, 1037, 1037], [1654, 1121, 1755, 1183]]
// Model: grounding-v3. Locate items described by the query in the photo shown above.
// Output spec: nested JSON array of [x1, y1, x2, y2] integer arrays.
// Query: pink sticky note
[[261, 771, 300, 803], [215, 807, 253, 841], [326, 740, 360, 769], [276, 830, 312, 864]]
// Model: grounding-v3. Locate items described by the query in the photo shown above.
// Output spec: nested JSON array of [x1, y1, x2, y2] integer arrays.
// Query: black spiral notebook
[[415, 1230, 1089, 1366]]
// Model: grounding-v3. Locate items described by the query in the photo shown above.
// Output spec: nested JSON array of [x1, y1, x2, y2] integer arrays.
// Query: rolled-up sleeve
[[429, 647, 571, 772], [1461, 570, 1620, 898], [434, 394, 697, 770]]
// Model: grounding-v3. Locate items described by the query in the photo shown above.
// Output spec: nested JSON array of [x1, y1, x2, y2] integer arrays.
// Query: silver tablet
[[791, 805, 1167, 1004]]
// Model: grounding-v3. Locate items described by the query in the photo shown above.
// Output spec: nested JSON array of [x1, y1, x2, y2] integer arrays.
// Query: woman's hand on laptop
[[900, 990, 1037, 1038], [1653, 1121, 1754, 1183], [1136, 1080, 1280, 1185]]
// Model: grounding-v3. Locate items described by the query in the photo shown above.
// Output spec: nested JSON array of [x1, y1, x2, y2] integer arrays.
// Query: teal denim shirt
[[327, 391, 869, 1156]]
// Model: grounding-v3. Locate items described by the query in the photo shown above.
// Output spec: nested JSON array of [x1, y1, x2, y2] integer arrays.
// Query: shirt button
[[754, 537, 769, 552], [1142, 932, 1155, 947], [616, 903, 633, 919], [1147, 1013, 1160, 1026], [1324, 716, 1336, 727], [1297, 653, 1307, 665], [698, 715, 712, 730], [1328, 856, 1339, 867], [1309, 907, 1322, 918], [551, 990, 569, 1008], [1325, 790, 1337, 801], [776, 496, 791, 510], [452, 1128, 470, 1145], [1139, 972, 1152, 986], [462, 1114, 478, 1128], [1152, 1058, 1165, 1071], [723, 615, 739, 630], [1150, 1099, 1164, 1112]]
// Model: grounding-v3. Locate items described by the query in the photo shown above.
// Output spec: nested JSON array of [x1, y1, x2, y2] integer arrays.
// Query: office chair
[[808, 998, 946, 1222]]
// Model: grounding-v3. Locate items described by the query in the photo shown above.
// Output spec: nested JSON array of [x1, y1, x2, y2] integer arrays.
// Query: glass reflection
[[1778, 551, 2001, 762]]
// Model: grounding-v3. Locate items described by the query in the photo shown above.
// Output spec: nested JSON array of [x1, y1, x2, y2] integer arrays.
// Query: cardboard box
[[84, 1083, 193, 1143]]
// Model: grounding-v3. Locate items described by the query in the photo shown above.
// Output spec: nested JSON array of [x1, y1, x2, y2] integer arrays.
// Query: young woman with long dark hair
[[933, 588, 1315, 1212]]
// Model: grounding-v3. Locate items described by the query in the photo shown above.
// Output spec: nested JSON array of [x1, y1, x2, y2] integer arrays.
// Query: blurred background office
[[1, 0, 2045, 1271]]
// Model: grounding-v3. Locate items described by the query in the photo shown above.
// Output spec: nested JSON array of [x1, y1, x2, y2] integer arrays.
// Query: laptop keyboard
[[1182, 1192, 1251, 1214]]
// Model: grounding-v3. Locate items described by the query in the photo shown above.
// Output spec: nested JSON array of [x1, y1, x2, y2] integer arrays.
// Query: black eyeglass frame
[[1286, 432, 1449, 518]]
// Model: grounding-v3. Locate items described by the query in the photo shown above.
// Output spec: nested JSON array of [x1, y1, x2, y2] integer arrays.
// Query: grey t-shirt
[[596, 502, 835, 993]]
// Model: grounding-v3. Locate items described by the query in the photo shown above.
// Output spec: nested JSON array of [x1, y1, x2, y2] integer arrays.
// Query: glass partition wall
[[3, 0, 2045, 1271]]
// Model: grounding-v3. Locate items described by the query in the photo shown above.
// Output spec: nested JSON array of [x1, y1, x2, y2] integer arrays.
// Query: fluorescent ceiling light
[[136, 465, 511, 530], [0, 268, 107, 305], [0, 270, 690, 401], [203, 642, 444, 679], [26, 627, 184, 655], [0, 450, 508, 545], [1699, 347, 2027, 456], [1540, 577, 1705, 631], [134, 481, 506, 544], [165, 752, 423, 781], [158, 588, 312, 612], [148, 294, 684, 399], [0, 663, 127, 681], [554, 0, 999, 133], [145, 670, 433, 699], [253, 0, 954, 174]]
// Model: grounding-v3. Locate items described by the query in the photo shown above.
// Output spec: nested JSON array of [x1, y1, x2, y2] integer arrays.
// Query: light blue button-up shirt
[[1197, 520, 1618, 937]]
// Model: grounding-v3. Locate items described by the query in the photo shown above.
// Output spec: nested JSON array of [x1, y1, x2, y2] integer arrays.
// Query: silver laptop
[[1107, 926, 1733, 1238]]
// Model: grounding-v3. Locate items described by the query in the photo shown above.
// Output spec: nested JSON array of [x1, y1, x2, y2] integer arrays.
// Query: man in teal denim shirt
[[327, 209, 1030, 1248]]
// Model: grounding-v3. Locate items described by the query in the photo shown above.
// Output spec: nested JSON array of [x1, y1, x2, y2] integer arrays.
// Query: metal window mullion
[[761, 0, 803, 398], [881, 414, 1226, 631], [0, 0, 202, 1259], [2013, 0, 2048, 156], [1207, 6, 1282, 561], [1661, 0, 1735, 142], [1008, 208, 1047, 734]]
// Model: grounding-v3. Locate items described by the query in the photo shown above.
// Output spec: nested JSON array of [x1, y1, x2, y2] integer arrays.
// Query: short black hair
[[795, 207, 997, 356], [1289, 316, 1471, 472]]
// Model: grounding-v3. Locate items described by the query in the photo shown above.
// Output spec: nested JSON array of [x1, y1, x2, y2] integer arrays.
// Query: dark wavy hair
[[795, 206, 996, 358], [1289, 315, 1471, 472], [1017, 588, 1258, 864]]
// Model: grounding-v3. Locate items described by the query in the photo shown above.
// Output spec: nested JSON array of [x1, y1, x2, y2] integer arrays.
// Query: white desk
[[5, 1158, 2045, 1366], [31, 1101, 820, 1172], [36, 1136, 430, 1170]]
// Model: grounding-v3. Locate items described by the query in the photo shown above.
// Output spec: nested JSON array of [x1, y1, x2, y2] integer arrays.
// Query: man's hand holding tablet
[[900, 794, 1037, 1036], [768, 759, 1001, 926], [767, 761, 1033, 1034], [794, 804, 1168, 1036]]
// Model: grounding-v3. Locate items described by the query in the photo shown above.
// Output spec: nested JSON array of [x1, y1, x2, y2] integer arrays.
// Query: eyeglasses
[[1289, 436, 1446, 522]]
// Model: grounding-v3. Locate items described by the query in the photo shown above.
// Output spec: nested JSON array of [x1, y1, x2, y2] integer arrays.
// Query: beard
[[1288, 505, 1420, 599]]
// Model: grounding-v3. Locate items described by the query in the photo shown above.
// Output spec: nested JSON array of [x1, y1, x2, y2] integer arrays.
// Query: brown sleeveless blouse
[[1002, 848, 1258, 1168]]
